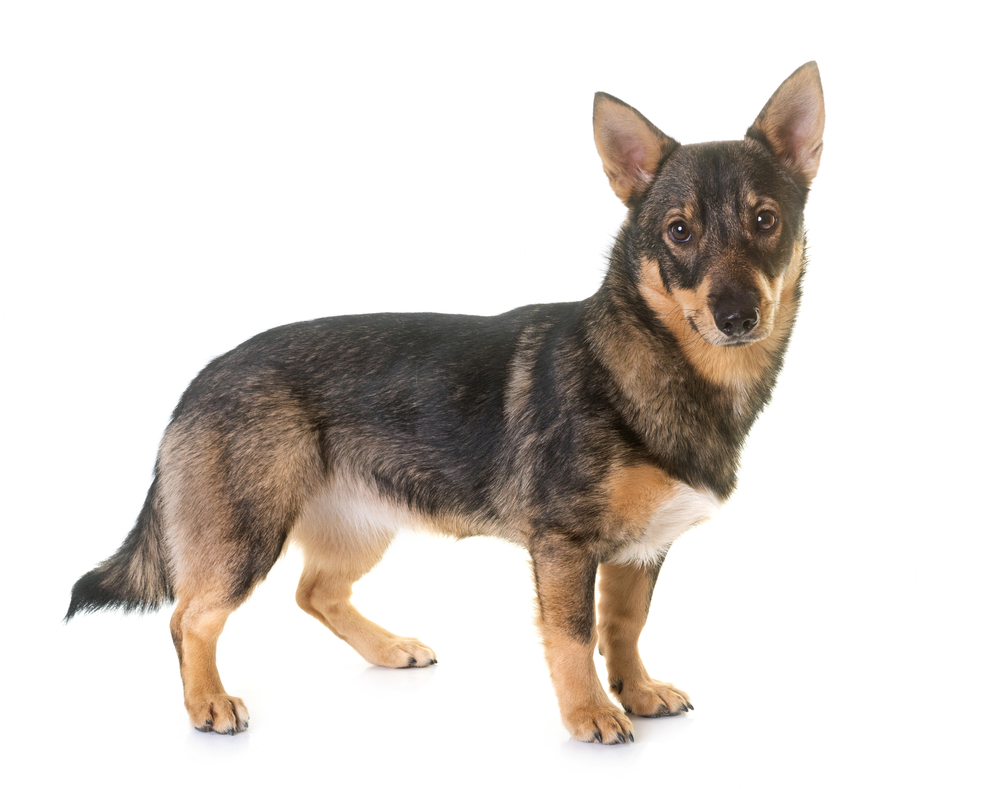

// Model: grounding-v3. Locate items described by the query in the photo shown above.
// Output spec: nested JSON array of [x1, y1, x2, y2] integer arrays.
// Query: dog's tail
[[65, 474, 174, 621]]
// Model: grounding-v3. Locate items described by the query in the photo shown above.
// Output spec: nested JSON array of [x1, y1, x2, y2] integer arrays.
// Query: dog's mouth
[[713, 333, 764, 347]]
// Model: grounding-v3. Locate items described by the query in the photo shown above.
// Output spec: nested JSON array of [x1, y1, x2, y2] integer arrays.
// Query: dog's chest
[[608, 482, 720, 565]]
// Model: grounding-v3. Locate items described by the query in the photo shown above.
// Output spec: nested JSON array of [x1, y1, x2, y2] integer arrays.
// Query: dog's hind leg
[[160, 411, 322, 733], [166, 486, 302, 733], [597, 559, 692, 717], [170, 592, 249, 734], [293, 496, 437, 669], [165, 486, 301, 734]]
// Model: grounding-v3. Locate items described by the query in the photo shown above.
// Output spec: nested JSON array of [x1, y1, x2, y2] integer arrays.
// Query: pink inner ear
[[604, 125, 655, 183], [785, 94, 823, 151], [785, 116, 811, 153], [620, 139, 650, 177]]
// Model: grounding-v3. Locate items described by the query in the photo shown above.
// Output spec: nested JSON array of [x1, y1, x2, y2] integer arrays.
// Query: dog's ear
[[747, 62, 825, 189], [594, 93, 679, 206]]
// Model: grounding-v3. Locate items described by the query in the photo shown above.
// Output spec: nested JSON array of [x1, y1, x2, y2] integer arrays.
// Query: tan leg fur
[[598, 562, 691, 717], [543, 630, 634, 744], [293, 502, 436, 669], [170, 596, 250, 734], [532, 532, 632, 744]]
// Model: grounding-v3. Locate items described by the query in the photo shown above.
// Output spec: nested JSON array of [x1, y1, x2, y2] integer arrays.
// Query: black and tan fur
[[67, 63, 824, 744]]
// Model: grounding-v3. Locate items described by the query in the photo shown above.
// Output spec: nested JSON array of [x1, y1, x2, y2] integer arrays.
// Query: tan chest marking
[[604, 464, 720, 565]]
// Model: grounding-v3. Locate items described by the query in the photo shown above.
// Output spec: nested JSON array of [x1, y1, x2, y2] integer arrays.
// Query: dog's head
[[594, 63, 824, 351]]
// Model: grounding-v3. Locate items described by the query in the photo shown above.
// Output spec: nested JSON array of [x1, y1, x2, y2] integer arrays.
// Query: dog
[[67, 62, 824, 744]]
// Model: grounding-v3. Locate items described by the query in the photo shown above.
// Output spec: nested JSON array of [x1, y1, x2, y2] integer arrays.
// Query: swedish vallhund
[[67, 63, 824, 744]]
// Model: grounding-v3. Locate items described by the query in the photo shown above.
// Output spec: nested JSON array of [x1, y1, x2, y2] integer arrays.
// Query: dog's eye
[[668, 221, 693, 243], [756, 210, 777, 232]]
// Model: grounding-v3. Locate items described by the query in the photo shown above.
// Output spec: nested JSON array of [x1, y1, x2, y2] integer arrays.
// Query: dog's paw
[[564, 703, 634, 745], [613, 678, 692, 717], [188, 693, 250, 735], [377, 637, 437, 669]]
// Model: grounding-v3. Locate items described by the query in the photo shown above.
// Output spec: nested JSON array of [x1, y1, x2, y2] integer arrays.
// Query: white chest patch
[[609, 483, 721, 566]]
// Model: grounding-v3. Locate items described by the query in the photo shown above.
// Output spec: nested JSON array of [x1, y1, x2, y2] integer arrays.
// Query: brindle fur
[[67, 63, 824, 744]]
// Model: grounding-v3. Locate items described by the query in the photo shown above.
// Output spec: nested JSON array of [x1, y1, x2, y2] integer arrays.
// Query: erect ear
[[594, 92, 679, 207], [747, 61, 825, 189]]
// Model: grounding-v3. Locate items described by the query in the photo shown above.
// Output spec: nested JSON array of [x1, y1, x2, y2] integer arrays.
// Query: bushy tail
[[65, 476, 174, 620]]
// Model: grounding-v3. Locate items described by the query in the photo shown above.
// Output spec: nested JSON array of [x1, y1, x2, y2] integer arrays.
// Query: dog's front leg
[[530, 529, 633, 744], [598, 559, 692, 717]]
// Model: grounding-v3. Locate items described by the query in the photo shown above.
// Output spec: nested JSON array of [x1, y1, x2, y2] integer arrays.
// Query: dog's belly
[[291, 471, 521, 551], [607, 483, 720, 565]]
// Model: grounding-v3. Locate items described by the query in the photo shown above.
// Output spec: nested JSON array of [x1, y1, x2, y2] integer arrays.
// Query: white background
[[2, 2, 997, 786]]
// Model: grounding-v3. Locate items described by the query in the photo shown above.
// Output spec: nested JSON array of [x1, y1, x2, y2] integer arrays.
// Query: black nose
[[713, 304, 760, 337]]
